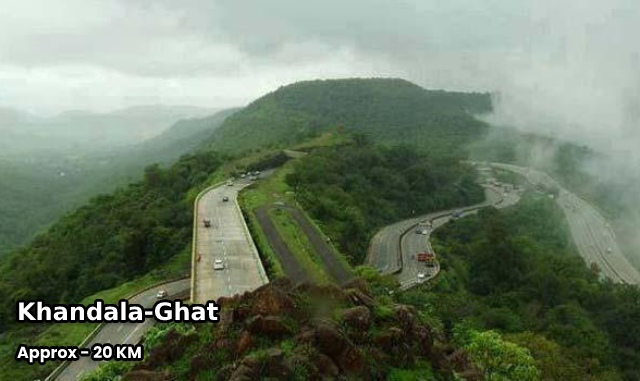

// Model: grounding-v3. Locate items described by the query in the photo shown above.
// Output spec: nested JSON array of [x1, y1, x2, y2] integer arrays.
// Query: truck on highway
[[417, 252, 437, 267]]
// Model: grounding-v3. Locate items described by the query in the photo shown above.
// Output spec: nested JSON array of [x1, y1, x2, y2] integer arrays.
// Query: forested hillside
[[0, 152, 224, 332], [398, 195, 640, 380], [0, 109, 232, 256], [203, 78, 492, 157], [285, 141, 485, 263]]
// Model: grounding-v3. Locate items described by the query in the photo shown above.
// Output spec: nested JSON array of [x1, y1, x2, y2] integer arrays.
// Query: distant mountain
[[0, 105, 216, 157], [201, 78, 492, 156], [0, 108, 234, 256]]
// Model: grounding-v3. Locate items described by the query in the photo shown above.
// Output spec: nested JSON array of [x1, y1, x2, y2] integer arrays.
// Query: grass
[[293, 206, 353, 274], [290, 130, 351, 151], [242, 208, 285, 278], [269, 207, 331, 284], [239, 162, 335, 283], [0, 246, 192, 381]]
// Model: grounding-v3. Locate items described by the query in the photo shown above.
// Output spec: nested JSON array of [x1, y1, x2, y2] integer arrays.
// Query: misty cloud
[[0, 0, 638, 157]]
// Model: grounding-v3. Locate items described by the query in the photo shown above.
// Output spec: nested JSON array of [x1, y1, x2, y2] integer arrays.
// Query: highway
[[396, 185, 520, 289], [367, 184, 517, 278], [51, 177, 269, 380], [491, 163, 640, 284], [192, 178, 268, 303], [53, 279, 190, 381]]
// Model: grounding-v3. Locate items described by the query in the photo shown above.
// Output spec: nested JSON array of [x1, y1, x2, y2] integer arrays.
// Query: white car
[[606, 247, 612, 253], [417, 273, 426, 280], [156, 290, 168, 299], [213, 259, 225, 270]]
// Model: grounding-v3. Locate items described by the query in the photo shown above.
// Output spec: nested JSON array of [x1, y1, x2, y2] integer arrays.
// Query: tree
[[454, 326, 541, 381]]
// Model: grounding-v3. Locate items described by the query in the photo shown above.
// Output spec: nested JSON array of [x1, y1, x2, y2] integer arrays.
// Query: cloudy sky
[[1, 0, 639, 152]]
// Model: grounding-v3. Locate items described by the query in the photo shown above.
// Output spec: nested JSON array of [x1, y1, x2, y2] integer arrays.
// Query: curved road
[[491, 163, 640, 284], [367, 185, 517, 279], [369, 163, 640, 289], [52, 279, 190, 381], [398, 185, 520, 289]]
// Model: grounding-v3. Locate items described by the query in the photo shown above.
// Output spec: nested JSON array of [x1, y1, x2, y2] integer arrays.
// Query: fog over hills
[[0, 105, 215, 157]]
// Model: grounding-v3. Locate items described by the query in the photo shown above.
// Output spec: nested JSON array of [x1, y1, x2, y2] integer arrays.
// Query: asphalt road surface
[[491, 163, 640, 284], [193, 178, 268, 304], [53, 279, 190, 381], [367, 185, 515, 276], [398, 185, 520, 289], [53, 176, 270, 380]]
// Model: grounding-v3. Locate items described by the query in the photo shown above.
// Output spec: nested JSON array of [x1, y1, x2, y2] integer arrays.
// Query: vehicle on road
[[156, 290, 168, 299], [226, 181, 234, 186], [203, 219, 211, 228], [607, 247, 612, 253], [415, 228, 429, 235], [416, 252, 435, 262], [213, 259, 224, 270], [452, 210, 463, 219], [417, 273, 426, 280], [222, 196, 229, 202]]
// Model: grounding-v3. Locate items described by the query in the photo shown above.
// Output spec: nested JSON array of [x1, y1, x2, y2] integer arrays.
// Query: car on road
[[222, 196, 229, 202], [606, 247, 612, 253], [203, 219, 211, 228], [213, 259, 224, 270], [156, 290, 168, 299], [417, 273, 426, 280], [226, 181, 234, 186], [415, 228, 429, 235]]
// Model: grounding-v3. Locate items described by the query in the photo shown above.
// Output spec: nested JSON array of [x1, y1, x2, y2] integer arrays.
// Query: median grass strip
[[239, 162, 338, 283], [268, 207, 331, 284]]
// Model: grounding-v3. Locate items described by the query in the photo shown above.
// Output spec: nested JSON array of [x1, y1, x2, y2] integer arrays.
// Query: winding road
[[366, 184, 520, 290], [368, 163, 640, 289], [50, 161, 639, 379], [491, 163, 640, 284]]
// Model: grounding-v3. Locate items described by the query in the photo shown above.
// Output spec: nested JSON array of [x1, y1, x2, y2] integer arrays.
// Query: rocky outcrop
[[341, 306, 371, 330], [131, 277, 475, 380], [122, 370, 173, 381], [246, 315, 292, 337]]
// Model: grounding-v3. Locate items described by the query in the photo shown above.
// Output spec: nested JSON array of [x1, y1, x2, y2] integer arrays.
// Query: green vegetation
[[268, 207, 331, 283], [0, 151, 224, 335], [202, 78, 491, 157], [286, 142, 485, 263], [239, 159, 347, 283], [0, 246, 191, 380], [397, 194, 640, 380], [454, 326, 540, 381], [81, 279, 481, 380], [0, 109, 231, 257]]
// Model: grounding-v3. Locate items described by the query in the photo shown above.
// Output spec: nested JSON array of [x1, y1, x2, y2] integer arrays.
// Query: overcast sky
[[1, 0, 639, 153]]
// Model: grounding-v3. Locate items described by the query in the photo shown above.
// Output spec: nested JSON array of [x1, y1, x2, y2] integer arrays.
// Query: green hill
[[0, 109, 233, 256], [202, 78, 492, 157]]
